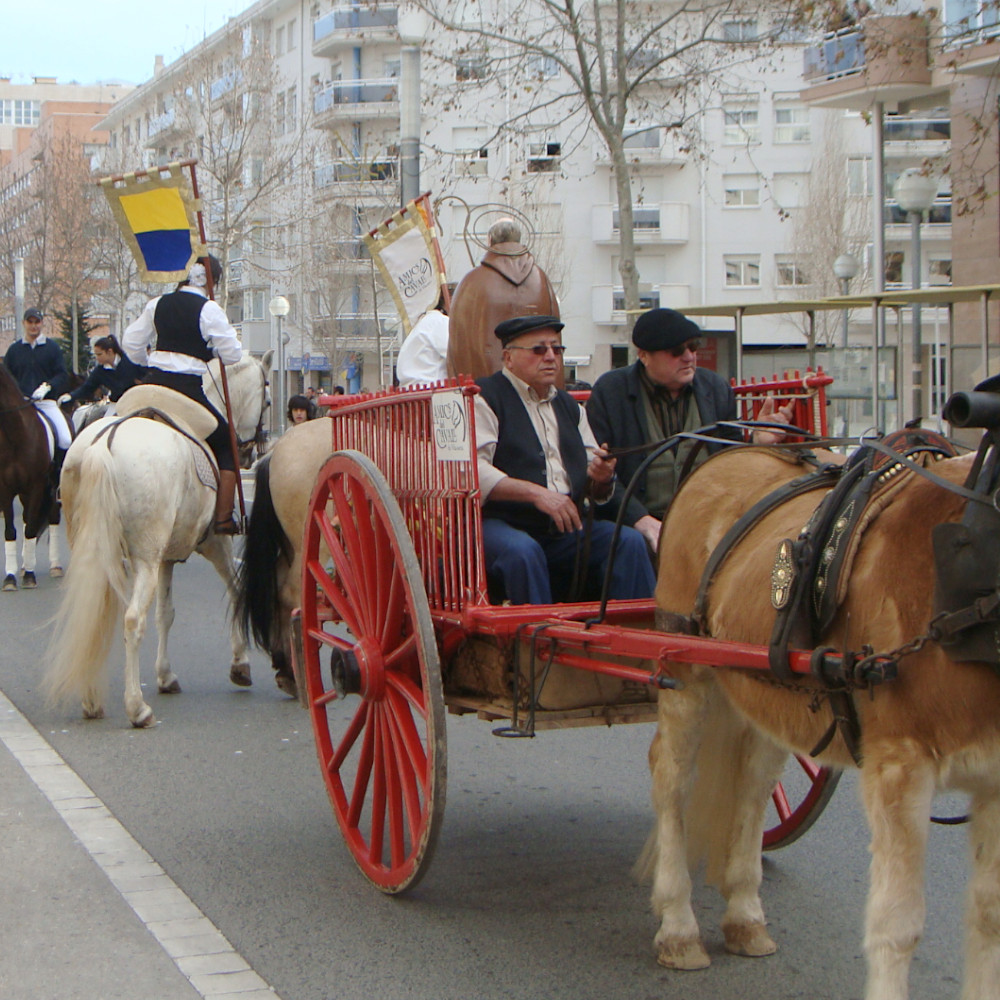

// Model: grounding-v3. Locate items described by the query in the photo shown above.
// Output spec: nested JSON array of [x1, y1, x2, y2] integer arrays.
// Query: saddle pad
[[116, 385, 216, 441]]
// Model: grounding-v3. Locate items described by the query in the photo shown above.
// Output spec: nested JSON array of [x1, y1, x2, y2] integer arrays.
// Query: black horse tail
[[235, 455, 293, 651]]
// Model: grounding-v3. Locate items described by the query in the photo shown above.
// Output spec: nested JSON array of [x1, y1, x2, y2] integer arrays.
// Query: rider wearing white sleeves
[[122, 254, 244, 534]]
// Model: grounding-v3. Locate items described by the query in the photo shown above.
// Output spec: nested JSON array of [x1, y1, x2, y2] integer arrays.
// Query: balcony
[[593, 127, 689, 167], [313, 78, 399, 127], [315, 313, 396, 351], [882, 116, 950, 158], [314, 159, 397, 195], [313, 4, 398, 57], [145, 107, 187, 148], [592, 284, 692, 324], [591, 202, 690, 244], [801, 15, 934, 110], [210, 70, 243, 102], [944, 12, 1000, 76]]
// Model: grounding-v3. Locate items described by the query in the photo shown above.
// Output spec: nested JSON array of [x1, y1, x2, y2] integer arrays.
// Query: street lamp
[[269, 294, 290, 435], [894, 168, 939, 424], [398, 3, 429, 207], [833, 252, 859, 348]]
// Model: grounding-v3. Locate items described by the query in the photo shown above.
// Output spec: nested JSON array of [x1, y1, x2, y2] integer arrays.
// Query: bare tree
[[412, 0, 802, 329]]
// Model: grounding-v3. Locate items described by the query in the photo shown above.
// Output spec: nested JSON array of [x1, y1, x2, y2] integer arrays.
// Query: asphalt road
[[0, 527, 972, 1000]]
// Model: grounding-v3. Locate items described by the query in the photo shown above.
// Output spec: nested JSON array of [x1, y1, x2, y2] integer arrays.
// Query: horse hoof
[[131, 709, 156, 728], [50, 566, 63, 579], [159, 679, 182, 694], [2, 575, 16, 592], [275, 672, 298, 700], [230, 664, 253, 687], [82, 706, 105, 720], [655, 936, 711, 970], [20, 572, 36, 589], [723, 922, 777, 958]]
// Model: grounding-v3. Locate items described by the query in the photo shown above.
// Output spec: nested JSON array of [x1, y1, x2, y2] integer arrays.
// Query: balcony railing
[[803, 25, 865, 80], [314, 159, 397, 189], [313, 78, 399, 120], [314, 4, 398, 43]]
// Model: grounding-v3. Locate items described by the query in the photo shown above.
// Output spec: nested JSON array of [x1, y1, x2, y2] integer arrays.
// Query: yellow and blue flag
[[99, 162, 204, 282]]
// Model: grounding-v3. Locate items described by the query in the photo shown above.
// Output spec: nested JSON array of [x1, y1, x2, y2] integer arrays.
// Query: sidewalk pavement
[[0, 691, 278, 1000]]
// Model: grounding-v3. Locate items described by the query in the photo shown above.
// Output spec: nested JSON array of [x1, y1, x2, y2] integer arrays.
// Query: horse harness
[[667, 429, 969, 765]]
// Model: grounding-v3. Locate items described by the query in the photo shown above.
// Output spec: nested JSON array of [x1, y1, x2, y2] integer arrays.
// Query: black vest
[[153, 291, 214, 362], [477, 371, 588, 534]]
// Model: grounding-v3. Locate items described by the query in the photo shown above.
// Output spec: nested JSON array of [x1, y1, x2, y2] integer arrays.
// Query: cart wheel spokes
[[301, 451, 446, 893], [764, 754, 841, 850]]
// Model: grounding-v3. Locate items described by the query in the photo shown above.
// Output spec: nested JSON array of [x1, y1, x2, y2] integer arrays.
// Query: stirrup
[[214, 517, 241, 536]]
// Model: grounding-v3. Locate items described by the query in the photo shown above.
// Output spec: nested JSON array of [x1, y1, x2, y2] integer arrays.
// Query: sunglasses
[[508, 343, 567, 356], [669, 338, 701, 357]]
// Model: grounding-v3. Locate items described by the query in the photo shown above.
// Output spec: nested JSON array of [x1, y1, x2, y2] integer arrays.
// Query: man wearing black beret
[[475, 315, 656, 604], [587, 308, 792, 552]]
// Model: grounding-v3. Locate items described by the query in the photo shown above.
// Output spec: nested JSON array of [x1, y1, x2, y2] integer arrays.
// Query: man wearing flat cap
[[474, 314, 656, 605], [588, 308, 792, 552]]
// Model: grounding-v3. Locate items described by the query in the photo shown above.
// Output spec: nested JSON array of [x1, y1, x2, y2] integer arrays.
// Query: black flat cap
[[495, 314, 564, 345], [631, 308, 700, 352]]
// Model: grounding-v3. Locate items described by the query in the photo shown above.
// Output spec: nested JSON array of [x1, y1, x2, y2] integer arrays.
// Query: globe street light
[[833, 252, 859, 348], [269, 294, 290, 435], [398, 3, 429, 207], [894, 168, 938, 424]]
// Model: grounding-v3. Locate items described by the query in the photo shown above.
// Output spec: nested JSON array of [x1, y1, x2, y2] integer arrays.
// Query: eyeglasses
[[669, 338, 701, 357], [508, 343, 567, 356]]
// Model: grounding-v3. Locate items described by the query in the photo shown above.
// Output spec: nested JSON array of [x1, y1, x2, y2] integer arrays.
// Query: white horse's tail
[[44, 442, 129, 708]]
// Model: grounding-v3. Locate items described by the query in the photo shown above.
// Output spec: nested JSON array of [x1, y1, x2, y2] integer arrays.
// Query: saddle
[[93, 385, 219, 490]]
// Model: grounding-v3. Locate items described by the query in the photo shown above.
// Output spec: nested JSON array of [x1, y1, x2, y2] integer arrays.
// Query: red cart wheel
[[763, 756, 840, 851], [300, 451, 446, 893]]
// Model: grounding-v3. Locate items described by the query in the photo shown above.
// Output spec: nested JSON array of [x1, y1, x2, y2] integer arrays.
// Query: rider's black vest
[[153, 291, 214, 362], [477, 371, 587, 535]]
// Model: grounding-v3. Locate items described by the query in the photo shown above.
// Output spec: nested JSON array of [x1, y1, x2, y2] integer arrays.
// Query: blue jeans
[[482, 517, 656, 605]]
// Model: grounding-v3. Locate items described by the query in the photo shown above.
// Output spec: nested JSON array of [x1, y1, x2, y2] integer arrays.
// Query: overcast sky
[[2, 1, 249, 87]]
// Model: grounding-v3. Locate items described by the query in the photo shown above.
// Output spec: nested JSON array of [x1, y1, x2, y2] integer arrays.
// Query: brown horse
[[0, 361, 62, 590], [644, 443, 1000, 1000]]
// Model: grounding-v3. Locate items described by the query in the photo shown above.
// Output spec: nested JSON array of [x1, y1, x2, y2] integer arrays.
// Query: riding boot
[[214, 469, 241, 535], [52, 446, 67, 493]]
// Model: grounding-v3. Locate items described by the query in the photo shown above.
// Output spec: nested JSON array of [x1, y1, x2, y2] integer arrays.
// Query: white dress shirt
[[396, 309, 449, 386], [475, 367, 601, 501], [122, 286, 243, 375]]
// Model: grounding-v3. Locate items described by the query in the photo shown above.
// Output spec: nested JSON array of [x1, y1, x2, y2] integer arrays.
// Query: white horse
[[45, 352, 269, 727]]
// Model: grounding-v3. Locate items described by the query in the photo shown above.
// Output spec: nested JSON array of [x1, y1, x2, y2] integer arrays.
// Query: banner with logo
[[363, 194, 448, 336], [99, 161, 205, 283]]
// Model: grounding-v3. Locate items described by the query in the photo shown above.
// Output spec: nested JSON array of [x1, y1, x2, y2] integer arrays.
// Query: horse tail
[[44, 442, 128, 708], [235, 455, 292, 652]]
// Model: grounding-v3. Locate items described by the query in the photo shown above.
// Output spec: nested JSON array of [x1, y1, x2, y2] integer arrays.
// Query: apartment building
[[94, 1, 952, 401], [0, 78, 131, 346]]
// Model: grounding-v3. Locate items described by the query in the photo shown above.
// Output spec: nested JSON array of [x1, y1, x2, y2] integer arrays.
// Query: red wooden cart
[[290, 371, 847, 893]]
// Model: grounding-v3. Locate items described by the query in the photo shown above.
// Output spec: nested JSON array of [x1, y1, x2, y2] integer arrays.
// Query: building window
[[530, 54, 560, 78], [623, 128, 660, 151], [275, 26, 284, 56], [612, 207, 660, 232], [287, 18, 297, 49], [612, 288, 661, 311], [884, 251, 904, 286], [774, 106, 810, 143], [724, 174, 760, 207], [246, 289, 268, 321], [847, 156, 873, 197], [527, 140, 561, 172], [456, 56, 488, 82], [286, 86, 297, 131], [458, 148, 488, 176], [723, 19, 758, 42], [0, 99, 41, 126], [775, 258, 809, 286], [724, 103, 759, 144], [928, 257, 952, 285], [725, 255, 761, 287]]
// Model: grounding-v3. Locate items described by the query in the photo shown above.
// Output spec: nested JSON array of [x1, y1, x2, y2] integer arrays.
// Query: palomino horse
[[235, 417, 332, 697], [0, 361, 63, 590], [44, 352, 269, 727], [645, 442, 1000, 1000]]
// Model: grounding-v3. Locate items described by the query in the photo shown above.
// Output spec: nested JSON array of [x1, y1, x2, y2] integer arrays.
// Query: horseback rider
[[121, 254, 244, 535], [3, 307, 74, 474], [57, 334, 143, 409]]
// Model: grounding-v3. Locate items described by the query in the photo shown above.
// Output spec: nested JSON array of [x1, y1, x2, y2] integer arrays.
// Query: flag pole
[[187, 162, 247, 530]]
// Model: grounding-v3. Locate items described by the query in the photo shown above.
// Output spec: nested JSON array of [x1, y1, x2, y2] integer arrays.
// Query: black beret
[[631, 308, 700, 351], [495, 314, 564, 345]]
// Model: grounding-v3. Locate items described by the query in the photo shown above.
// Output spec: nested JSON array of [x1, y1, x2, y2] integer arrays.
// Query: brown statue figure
[[447, 218, 561, 383]]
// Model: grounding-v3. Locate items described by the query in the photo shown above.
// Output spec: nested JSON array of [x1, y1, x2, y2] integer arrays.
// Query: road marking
[[0, 690, 280, 1000]]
